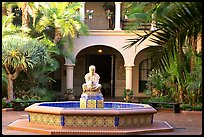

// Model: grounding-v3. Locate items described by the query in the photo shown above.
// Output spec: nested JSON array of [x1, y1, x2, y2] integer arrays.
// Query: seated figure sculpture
[[82, 65, 102, 93]]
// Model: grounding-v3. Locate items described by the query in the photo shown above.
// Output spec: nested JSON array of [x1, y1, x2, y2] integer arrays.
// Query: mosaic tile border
[[28, 112, 153, 128]]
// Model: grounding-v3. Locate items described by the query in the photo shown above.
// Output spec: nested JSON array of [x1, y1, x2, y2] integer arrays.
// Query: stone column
[[65, 64, 75, 89], [80, 2, 86, 23], [114, 2, 122, 31], [125, 65, 134, 89]]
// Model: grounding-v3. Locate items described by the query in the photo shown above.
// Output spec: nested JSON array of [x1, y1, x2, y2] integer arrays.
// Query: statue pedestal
[[80, 92, 104, 108]]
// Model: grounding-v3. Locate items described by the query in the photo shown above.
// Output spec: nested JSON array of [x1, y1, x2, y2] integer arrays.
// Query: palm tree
[[122, 2, 171, 31], [123, 2, 202, 103], [2, 34, 48, 101], [36, 2, 88, 42], [2, 14, 21, 36], [35, 2, 88, 60], [2, 2, 40, 32], [17, 2, 40, 32]]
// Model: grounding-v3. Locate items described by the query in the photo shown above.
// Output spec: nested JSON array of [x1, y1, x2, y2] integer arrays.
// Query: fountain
[[7, 65, 173, 135]]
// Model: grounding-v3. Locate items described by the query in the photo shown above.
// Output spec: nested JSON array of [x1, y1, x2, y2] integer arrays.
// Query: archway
[[73, 45, 124, 98], [133, 46, 160, 95]]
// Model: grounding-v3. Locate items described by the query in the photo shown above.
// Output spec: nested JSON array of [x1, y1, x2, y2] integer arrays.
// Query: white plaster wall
[[72, 34, 156, 66]]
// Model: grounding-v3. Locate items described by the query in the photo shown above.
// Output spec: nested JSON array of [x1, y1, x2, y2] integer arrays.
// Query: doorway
[[86, 54, 115, 97]]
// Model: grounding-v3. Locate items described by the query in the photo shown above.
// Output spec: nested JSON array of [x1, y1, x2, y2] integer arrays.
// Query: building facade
[[52, 2, 157, 99]]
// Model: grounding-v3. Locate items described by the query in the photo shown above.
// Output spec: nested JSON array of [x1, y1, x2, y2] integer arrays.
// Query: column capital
[[115, 2, 122, 4], [65, 64, 75, 67], [124, 65, 135, 68]]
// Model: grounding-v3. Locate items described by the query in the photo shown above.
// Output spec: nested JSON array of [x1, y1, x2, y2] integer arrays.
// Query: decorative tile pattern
[[80, 93, 104, 108], [87, 100, 96, 108], [80, 98, 86, 108], [28, 112, 153, 128], [64, 115, 114, 127], [29, 113, 61, 126], [97, 100, 104, 108], [118, 114, 153, 127], [80, 98, 104, 108]]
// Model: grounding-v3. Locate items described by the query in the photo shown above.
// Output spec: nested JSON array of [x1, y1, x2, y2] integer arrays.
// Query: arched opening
[[139, 58, 152, 93], [133, 46, 157, 95], [74, 45, 125, 98]]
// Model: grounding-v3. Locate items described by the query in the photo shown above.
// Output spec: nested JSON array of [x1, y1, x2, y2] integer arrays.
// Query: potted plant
[[106, 9, 113, 19], [65, 88, 75, 100], [123, 89, 134, 102], [87, 10, 93, 19]]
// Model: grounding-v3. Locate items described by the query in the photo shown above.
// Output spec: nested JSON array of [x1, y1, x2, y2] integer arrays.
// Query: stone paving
[[2, 109, 202, 135]]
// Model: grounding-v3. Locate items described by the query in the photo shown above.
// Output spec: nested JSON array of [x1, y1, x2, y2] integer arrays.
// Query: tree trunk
[[178, 45, 184, 103], [54, 28, 62, 43], [21, 2, 29, 31], [189, 37, 197, 73], [2, 6, 7, 16], [178, 86, 183, 103], [7, 74, 14, 101]]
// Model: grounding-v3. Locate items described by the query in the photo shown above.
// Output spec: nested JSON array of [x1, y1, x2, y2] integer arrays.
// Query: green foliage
[[2, 34, 48, 72], [36, 2, 88, 39], [146, 52, 202, 105], [181, 104, 202, 111], [28, 87, 57, 101], [14, 86, 57, 101], [2, 97, 13, 108], [123, 89, 134, 102], [141, 95, 173, 104], [65, 88, 75, 100], [2, 14, 21, 36], [122, 2, 171, 30], [124, 2, 202, 104], [2, 68, 7, 84]]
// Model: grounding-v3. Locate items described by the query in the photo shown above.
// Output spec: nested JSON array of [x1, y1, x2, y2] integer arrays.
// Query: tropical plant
[[2, 34, 48, 101], [34, 2, 88, 63], [2, 14, 21, 36], [15, 2, 40, 32], [36, 2, 88, 42], [65, 88, 75, 100], [123, 89, 134, 102], [184, 50, 202, 105], [122, 2, 171, 31], [123, 2, 202, 103], [2, 97, 13, 108]]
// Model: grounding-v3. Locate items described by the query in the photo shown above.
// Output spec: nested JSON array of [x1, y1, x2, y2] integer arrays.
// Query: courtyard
[[2, 109, 202, 135], [2, 2, 202, 135]]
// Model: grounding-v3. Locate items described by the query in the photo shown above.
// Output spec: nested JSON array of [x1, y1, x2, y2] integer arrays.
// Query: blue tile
[[61, 116, 65, 126], [28, 114, 30, 122], [114, 116, 119, 127]]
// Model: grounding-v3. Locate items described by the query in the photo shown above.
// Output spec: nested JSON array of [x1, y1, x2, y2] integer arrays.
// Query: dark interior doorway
[[86, 54, 114, 97]]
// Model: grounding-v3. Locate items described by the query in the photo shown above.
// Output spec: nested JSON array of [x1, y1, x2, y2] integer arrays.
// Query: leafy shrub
[[181, 104, 202, 111], [123, 89, 134, 102], [14, 86, 57, 101], [2, 97, 13, 108], [28, 87, 57, 101]]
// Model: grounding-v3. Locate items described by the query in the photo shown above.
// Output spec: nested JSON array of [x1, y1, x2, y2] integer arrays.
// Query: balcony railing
[[84, 15, 110, 30], [84, 15, 151, 30]]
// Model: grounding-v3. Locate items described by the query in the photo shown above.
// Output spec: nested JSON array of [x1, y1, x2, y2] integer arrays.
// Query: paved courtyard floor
[[2, 109, 202, 135]]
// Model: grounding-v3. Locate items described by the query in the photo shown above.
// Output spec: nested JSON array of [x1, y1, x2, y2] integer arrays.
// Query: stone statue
[[82, 65, 102, 93]]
